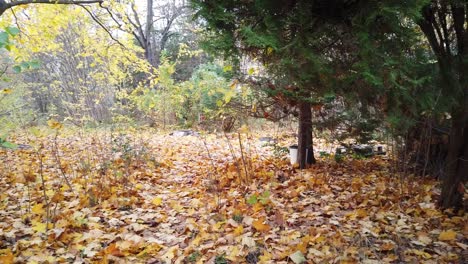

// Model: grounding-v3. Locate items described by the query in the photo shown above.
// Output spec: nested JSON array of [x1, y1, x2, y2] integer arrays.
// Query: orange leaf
[[104, 243, 124, 257], [0, 249, 14, 264], [380, 242, 395, 251], [252, 217, 270, 232]]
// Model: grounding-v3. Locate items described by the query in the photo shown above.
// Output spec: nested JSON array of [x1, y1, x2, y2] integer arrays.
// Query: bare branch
[[77, 4, 126, 49], [0, 0, 103, 17]]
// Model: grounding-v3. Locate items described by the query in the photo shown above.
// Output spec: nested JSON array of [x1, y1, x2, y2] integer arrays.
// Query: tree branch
[[0, 0, 103, 17], [77, 4, 126, 49]]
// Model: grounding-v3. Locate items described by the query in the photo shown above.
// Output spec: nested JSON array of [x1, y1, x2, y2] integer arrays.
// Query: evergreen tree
[[355, 0, 466, 209], [191, 0, 362, 168]]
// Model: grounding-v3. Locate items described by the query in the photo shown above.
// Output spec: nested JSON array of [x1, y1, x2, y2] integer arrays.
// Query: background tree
[[1, 5, 148, 125], [99, 0, 190, 69]]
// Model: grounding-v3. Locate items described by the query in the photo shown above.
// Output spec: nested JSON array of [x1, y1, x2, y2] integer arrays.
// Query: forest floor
[[0, 128, 466, 263]]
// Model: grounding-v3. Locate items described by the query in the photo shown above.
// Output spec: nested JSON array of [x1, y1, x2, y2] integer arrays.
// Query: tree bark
[[144, 0, 156, 67], [439, 107, 467, 209], [298, 100, 316, 169]]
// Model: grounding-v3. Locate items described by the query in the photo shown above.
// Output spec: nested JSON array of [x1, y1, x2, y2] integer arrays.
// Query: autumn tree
[[0, 5, 149, 125]]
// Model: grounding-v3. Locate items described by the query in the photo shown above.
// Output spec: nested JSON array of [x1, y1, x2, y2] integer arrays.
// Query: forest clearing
[[0, 0, 467, 263]]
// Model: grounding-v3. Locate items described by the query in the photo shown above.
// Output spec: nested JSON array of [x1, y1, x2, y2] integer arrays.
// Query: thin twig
[[238, 132, 249, 184], [37, 145, 50, 232], [52, 132, 74, 191], [224, 132, 242, 185], [78, 4, 127, 49]]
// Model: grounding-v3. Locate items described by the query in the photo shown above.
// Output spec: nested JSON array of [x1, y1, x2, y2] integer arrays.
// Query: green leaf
[[0, 32, 9, 46], [0, 139, 18, 149], [5, 27, 20, 37], [246, 194, 257, 205], [259, 190, 270, 204], [29, 60, 41, 69], [20, 61, 30, 69], [12, 65, 22, 73]]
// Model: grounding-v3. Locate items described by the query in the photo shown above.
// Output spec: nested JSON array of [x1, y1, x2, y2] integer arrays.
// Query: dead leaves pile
[[0, 130, 466, 263]]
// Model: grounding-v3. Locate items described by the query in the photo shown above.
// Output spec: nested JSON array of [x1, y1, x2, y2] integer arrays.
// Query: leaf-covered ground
[[0, 130, 466, 263]]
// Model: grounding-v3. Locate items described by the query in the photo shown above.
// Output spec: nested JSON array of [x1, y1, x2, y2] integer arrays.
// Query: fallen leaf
[[242, 236, 256, 248], [32, 203, 45, 215], [152, 197, 163, 206], [408, 249, 432, 259], [379, 242, 395, 251], [31, 219, 47, 233], [0, 248, 14, 264], [233, 225, 244, 236], [289, 250, 306, 264], [439, 230, 457, 241], [252, 217, 270, 232], [258, 251, 272, 263]]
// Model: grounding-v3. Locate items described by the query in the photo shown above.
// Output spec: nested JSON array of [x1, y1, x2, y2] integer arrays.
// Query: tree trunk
[[439, 108, 467, 209], [144, 0, 157, 67], [298, 100, 316, 169]]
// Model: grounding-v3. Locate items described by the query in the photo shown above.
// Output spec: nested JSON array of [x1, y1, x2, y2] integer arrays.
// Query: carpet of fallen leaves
[[0, 128, 466, 264]]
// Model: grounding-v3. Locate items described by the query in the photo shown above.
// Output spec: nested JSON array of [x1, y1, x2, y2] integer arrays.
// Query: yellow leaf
[[2, 88, 12, 94], [31, 219, 47, 233], [227, 245, 240, 261], [258, 251, 272, 263], [238, 125, 249, 134], [439, 230, 457, 241], [409, 249, 432, 259], [230, 79, 238, 89], [251, 104, 257, 113], [297, 235, 310, 253], [213, 221, 226, 231], [32, 203, 45, 215], [223, 65, 233, 72], [152, 197, 162, 206], [252, 217, 270, 232], [47, 119, 63, 130], [190, 235, 202, 247], [233, 225, 244, 236], [266, 47, 274, 55]]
